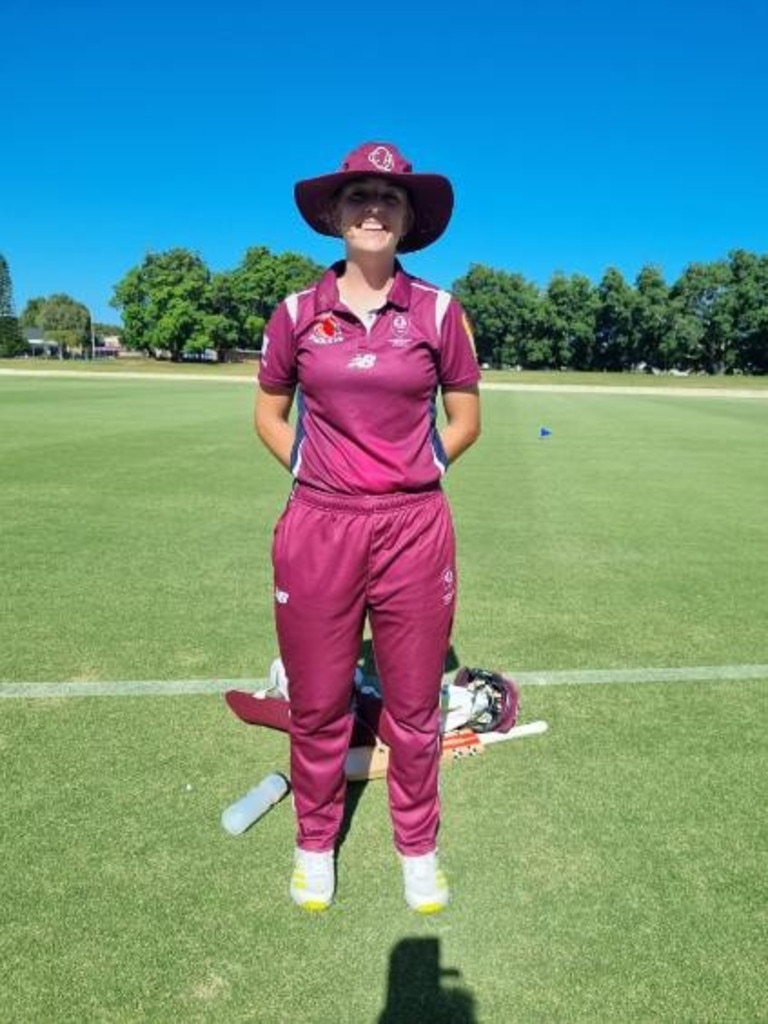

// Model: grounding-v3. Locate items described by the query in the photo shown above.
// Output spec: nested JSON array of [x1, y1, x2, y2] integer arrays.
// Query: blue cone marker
[[539, 427, 552, 438]]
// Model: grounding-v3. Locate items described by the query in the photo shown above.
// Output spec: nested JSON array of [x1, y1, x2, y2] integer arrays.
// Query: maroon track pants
[[272, 484, 457, 856]]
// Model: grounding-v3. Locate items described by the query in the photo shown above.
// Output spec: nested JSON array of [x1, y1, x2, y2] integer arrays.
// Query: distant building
[[96, 334, 123, 358], [22, 327, 60, 357]]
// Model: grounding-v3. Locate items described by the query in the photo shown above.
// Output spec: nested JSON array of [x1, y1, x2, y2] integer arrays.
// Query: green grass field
[[1, 370, 766, 1023]]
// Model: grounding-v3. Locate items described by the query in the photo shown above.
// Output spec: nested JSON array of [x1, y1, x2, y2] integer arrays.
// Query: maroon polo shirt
[[259, 262, 480, 495]]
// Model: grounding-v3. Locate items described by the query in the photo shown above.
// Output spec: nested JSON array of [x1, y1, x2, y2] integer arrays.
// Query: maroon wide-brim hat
[[294, 141, 454, 254]]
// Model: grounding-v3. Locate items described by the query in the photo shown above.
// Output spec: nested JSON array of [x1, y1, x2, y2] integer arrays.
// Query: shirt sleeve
[[258, 299, 298, 390], [438, 298, 482, 388]]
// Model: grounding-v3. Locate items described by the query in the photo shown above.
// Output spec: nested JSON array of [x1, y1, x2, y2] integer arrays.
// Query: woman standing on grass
[[255, 141, 481, 913]]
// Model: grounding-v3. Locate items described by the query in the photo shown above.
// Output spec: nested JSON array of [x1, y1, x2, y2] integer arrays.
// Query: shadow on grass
[[338, 776, 369, 850], [378, 937, 477, 1023]]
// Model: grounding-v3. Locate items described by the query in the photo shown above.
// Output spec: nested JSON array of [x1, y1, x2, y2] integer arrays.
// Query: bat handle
[[481, 720, 549, 745]]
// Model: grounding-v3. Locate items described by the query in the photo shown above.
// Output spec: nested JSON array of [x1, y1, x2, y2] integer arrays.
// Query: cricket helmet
[[453, 668, 520, 733]]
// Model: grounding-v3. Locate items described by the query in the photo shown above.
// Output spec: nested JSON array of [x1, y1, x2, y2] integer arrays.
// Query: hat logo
[[367, 146, 395, 173]]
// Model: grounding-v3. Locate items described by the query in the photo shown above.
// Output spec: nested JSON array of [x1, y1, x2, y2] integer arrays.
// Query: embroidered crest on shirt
[[310, 316, 344, 345], [367, 146, 395, 172], [389, 313, 412, 347]]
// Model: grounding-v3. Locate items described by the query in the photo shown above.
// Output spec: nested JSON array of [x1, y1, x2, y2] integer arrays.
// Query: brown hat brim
[[294, 170, 454, 253]]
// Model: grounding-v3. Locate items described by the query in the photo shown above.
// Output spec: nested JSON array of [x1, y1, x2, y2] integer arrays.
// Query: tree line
[[109, 245, 768, 373], [0, 255, 118, 357], [3, 247, 766, 373], [454, 252, 768, 374], [110, 247, 325, 362]]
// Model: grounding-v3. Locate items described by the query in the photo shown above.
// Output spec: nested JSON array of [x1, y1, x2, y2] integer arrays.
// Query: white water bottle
[[221, 773, 289, 836]]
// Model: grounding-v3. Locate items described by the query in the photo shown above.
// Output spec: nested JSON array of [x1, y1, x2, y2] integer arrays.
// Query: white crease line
[[480, 382, 768, 398], [0, 679, 250, 698], [1, 665, 766, 699], [514, 665, 768, 685], [0, 369, 251, 384]]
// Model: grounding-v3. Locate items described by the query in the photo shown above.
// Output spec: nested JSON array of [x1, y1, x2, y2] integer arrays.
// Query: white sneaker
[[401, 852, 450, 914], [290, 848, 335, 912]]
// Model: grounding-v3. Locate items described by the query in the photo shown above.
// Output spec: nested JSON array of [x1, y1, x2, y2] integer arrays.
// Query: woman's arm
[[254, 384, 296, 471], [440, 385, 481, 464]]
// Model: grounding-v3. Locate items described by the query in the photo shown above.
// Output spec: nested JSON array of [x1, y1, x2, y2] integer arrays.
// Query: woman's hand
[[255, 385, 296, 471], [440, 385, 481, 464]]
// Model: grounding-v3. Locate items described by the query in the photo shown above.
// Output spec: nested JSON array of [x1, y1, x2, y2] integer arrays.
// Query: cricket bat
[[224, 689, 548, 783], [344, 721, 548, 781]]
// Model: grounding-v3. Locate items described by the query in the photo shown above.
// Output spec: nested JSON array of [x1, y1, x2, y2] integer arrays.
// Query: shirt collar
[[314, 261, 412, 314]]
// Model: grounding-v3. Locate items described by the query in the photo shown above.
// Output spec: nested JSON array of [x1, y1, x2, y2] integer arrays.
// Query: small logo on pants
[[275, 587, 289, 604]]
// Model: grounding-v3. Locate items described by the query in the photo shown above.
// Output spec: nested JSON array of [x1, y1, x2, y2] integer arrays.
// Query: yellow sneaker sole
[[296, 899, 330, 912], [413, 901, 447, 915]]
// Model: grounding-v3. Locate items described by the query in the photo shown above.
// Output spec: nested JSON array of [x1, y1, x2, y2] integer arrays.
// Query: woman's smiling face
[[335, 177, 412, 255]]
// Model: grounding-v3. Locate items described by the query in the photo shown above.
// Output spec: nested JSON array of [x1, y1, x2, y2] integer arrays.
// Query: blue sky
[[2, 0, 766, 324]]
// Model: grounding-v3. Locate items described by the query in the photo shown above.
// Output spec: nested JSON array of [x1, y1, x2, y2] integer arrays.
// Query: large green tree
[[0, 254, 25, 357], [669, 260, 731, 373], [539, 273, 599, 370], [632, 266, 672, 369], [227, 247, 324, 347], [594, 268, 635, 371], [723, 249, 768, 373], [111, 246, 323, 361], [111, 249, 212, 361], [21, 294, 92, 354], [453, 264, 541, 367], [19, 296, 46, 328]]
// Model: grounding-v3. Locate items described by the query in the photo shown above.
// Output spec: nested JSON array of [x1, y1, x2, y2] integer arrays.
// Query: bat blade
[[345, 729, 486, 781], [345, 744, 390, 781]]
